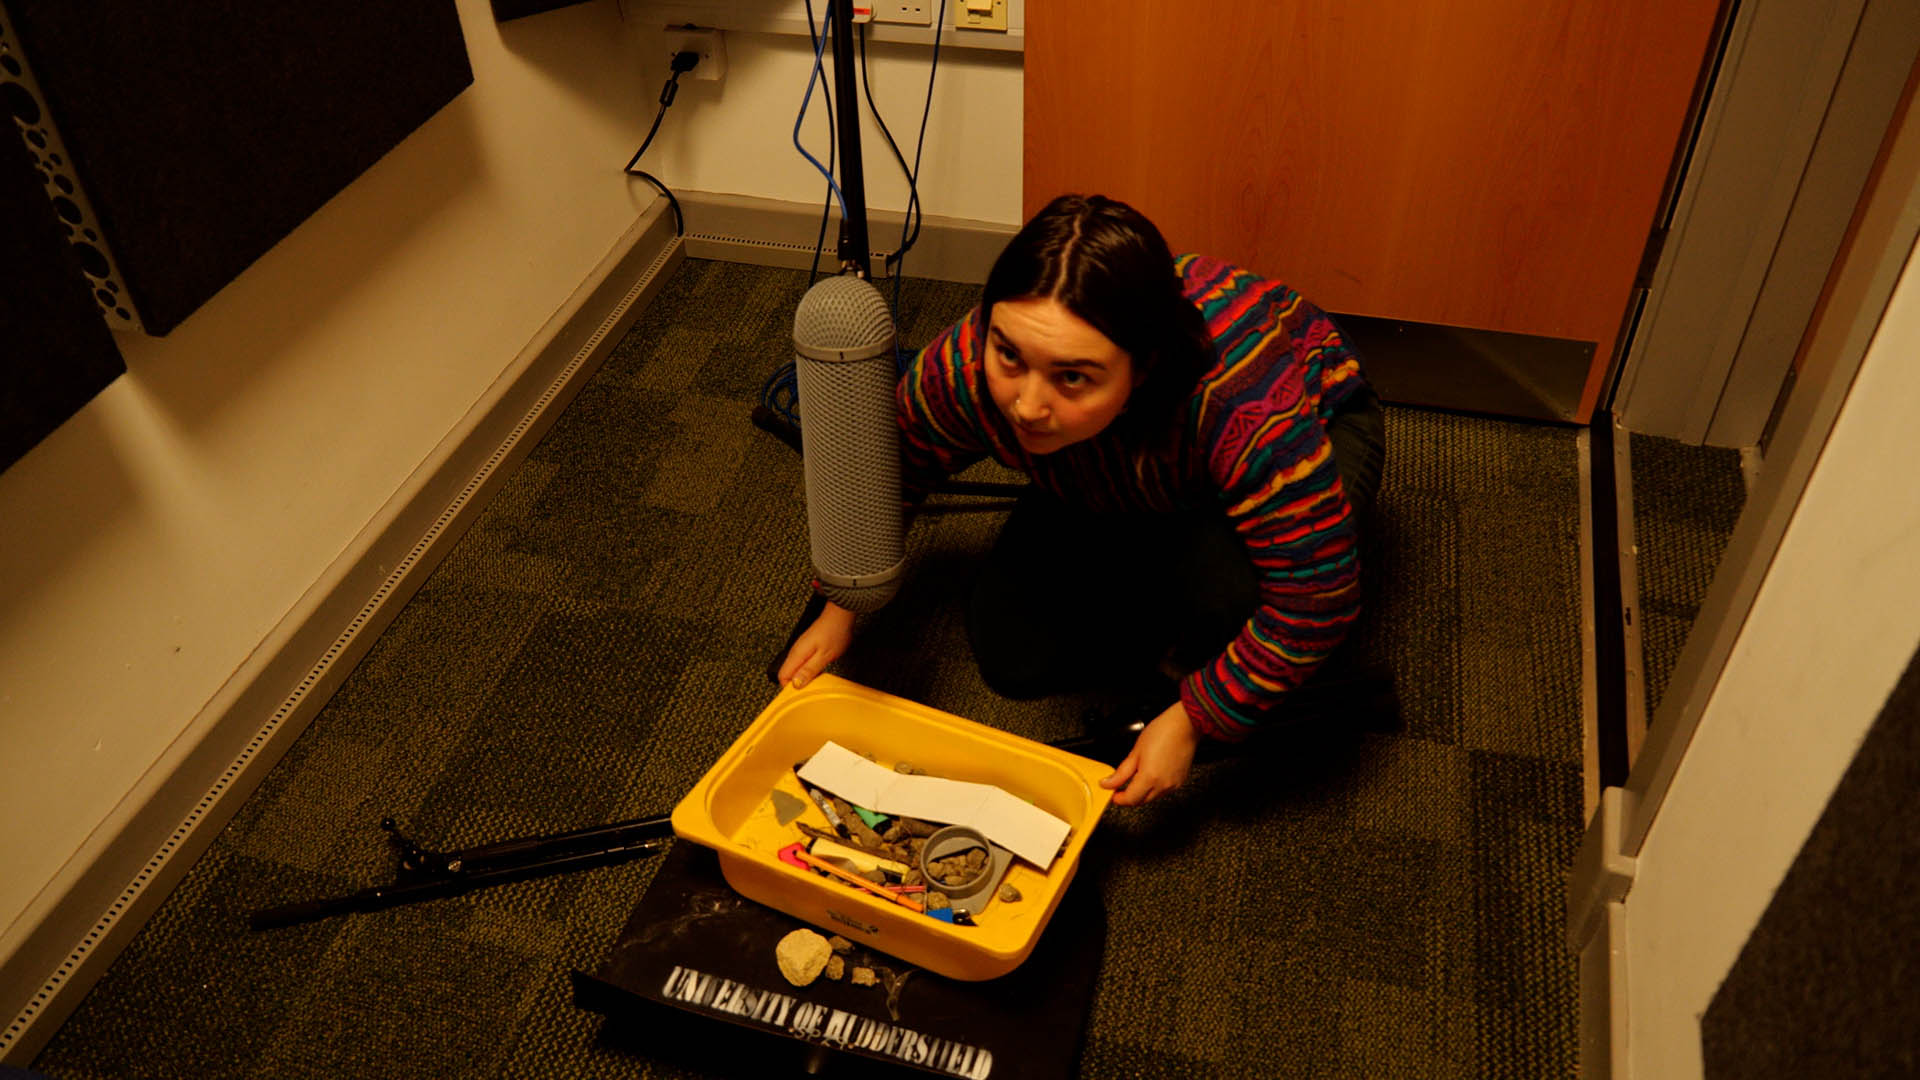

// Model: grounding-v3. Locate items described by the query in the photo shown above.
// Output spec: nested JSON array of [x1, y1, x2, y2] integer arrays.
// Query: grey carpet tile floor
[[35, 259, 1587, 1079], [1630, 433, 1746, 719]]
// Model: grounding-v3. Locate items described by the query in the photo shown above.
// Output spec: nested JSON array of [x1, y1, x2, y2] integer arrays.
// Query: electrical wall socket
[[665, 26, 725, 81], [955, 0, 1007, 32], [872, 1, 932, 26]]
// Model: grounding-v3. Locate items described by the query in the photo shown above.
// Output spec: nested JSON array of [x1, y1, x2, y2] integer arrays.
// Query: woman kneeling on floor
[[780, 193, 1386, 807]]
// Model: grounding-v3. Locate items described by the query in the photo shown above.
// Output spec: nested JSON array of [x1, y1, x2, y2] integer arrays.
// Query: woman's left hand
[[1100, 700, 1201, 806]]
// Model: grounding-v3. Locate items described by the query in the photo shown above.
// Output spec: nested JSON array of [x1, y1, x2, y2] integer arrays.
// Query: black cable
[[858, 23, 918, 363], [900, 0, 945, 262], [628, 171, 684, 236], [623, 50, 701, 237], [858, 24, 921, 276], [863, 5, 943, 365], [621, 99, 671, 174]]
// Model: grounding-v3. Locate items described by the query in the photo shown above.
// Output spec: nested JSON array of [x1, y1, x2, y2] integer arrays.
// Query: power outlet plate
[[872, 1, 932, 25], [665, 26, 725, 81], [955, 0, 1007, 32]]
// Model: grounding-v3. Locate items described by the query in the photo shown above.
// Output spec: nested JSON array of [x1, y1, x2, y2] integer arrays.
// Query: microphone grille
[[796, 355, 904, 612], [794, 274, 895, 354]]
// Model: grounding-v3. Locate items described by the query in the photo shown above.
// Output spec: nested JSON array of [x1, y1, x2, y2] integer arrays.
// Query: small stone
[[900, 818, 939, 838], [924, 890, 950, 911], [769, 789, 807, 826], [999, 883, 1022, 903], [827, 935, 853, 953], [825, 955, 846, 981], [851, 967, 878, 986], [901, 868, 923, 888], [861, 868, 887, 885], [834, 796, 887, 848], [775, 929, 832, 987], [932, 853, 980, 884]]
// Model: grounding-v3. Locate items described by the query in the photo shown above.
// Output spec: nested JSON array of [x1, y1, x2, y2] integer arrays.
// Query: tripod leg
[[751, 404, 803, 456]]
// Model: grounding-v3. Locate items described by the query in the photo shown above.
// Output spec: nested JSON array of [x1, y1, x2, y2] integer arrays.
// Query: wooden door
[[1025, 0, 1726, 422]]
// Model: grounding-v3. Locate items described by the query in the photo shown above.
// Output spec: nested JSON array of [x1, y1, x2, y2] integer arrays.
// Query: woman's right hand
[[777, 600, 856, 688]]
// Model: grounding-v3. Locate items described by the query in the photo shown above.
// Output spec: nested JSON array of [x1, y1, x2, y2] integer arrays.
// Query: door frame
[[1611, 0, 1920, 448], [1570, 45, 1920, 1077]]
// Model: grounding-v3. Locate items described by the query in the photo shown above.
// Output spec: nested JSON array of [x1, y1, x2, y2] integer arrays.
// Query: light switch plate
[[956, 0, 1007, 32]]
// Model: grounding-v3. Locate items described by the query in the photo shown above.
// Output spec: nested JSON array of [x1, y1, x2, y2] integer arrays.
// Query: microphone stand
[[758, 0, 1025, 680], [249, 815, 674, 930], [827, 0, 872, 279]]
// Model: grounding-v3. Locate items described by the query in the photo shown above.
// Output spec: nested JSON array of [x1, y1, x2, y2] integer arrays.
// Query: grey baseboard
[[677, 189, 1016, 284], [1569, 787, 1638, 1079], [1578, 898, 1631, 1080], [0, 204, 683, 1065], [1334, 314, 1596, 425]]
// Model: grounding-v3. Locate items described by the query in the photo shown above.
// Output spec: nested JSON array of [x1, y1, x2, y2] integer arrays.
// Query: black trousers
[[966, 385, 1385, 700]]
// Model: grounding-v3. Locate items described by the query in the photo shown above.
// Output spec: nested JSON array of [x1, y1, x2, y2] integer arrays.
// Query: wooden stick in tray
[[793, 849, 926, 914]]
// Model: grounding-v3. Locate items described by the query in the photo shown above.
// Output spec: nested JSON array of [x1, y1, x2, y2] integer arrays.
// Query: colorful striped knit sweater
[[896, 254, 1369, 740]]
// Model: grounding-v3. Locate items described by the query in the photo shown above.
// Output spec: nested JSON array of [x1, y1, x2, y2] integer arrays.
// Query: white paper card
[[797, 741, 1070, 868]]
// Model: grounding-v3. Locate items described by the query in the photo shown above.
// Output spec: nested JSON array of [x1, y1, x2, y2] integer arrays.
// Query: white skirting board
[[1569, 787, 1639, 1079], [1578, 899, 1631, 1079], [677, 189, 1016, 284], [0, 203, 684, 1065]]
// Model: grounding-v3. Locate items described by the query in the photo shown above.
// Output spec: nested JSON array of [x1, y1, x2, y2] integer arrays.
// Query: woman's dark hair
[[981, 193, 1215, 444]]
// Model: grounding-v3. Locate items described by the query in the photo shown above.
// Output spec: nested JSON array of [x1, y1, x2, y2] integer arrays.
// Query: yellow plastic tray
[[670, 674, 1114, 980]]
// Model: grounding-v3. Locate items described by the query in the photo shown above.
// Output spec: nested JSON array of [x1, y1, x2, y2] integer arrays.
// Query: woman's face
[[983, 296, 1138, 455]]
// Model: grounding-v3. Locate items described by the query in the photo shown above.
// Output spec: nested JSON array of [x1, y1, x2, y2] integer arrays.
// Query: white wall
[[0, 0, 1021, 958], [1622, 233, 1920, 1075], [629, 17, 1024, 224]]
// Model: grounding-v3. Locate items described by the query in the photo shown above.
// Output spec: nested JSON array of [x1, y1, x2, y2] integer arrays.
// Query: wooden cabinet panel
[[1026, 0, 1725, 421]]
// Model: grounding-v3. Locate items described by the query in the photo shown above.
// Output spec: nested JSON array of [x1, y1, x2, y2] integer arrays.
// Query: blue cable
[[793, 0, 848, 223], [769, 0, 945, 414]]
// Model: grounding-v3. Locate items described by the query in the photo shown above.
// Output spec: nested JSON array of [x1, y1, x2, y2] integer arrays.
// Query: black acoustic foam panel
[[1701, 641, 1920, 1076], [3, 1, 473, 335], [0, 101, 123, 473]]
